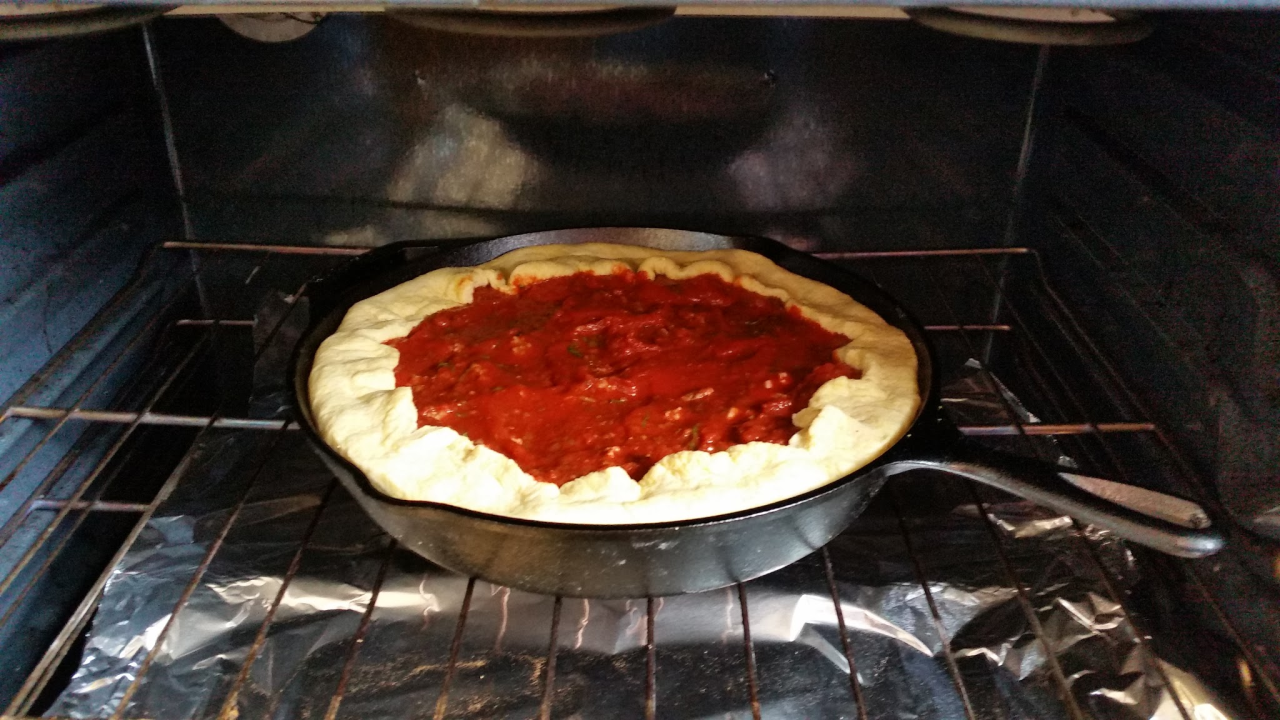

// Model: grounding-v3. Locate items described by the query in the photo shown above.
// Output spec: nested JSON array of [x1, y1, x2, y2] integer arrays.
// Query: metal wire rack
[[0, 240, 1275, 720]]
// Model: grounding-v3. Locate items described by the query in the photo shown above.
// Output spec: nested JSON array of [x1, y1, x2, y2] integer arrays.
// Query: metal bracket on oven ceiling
[[0, 3, 171, 42], [906, 7, 1154, 45]]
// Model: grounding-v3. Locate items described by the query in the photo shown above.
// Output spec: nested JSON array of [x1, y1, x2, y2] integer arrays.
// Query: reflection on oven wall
[[153, 15, 1038, 249]]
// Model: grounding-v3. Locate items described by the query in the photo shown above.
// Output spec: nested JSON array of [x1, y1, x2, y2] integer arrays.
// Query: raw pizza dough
[[309, 243, 920, 523]]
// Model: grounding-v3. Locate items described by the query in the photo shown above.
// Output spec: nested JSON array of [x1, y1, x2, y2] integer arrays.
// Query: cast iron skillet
[[291, 227, 1224, 598]]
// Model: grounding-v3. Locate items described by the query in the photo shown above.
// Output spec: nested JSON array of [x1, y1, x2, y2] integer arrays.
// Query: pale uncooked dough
[[309, 243, 920, 524]]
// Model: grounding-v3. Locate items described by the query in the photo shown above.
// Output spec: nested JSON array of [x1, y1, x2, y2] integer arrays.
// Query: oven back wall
[[151, 15, 1039, 251]]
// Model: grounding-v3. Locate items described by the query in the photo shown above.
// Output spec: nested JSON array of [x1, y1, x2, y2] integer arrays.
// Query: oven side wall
[[0, 27, 181, 701], [0, 30, 180, 406], [1021, 11, 1280, 538]]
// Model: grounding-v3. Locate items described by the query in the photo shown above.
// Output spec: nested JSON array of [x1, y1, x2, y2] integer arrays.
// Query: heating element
[[0, 239, 1276, 719]]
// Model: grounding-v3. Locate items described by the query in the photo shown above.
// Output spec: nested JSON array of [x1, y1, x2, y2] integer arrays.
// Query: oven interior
[[1, 10, 1277, 719]]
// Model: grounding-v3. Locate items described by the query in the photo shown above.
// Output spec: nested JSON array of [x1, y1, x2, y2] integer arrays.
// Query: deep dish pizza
[[308, 243, 920, 524]]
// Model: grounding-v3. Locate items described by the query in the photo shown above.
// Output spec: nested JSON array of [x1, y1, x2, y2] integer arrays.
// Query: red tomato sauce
[[388, 271, 859, 486]]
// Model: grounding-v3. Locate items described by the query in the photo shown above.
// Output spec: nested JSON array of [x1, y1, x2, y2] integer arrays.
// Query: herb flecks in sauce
[[388, 272, 858, 486]]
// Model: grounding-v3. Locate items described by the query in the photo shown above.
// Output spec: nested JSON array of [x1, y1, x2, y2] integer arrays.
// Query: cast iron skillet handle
[[885, 439, 1225, 558]]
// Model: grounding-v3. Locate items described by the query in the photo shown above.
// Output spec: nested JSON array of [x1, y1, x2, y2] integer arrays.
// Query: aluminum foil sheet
[[49, 361, 1242, 719]]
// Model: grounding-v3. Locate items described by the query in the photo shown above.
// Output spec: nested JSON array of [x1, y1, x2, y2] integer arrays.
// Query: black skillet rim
[[290, 229, 940, 533]]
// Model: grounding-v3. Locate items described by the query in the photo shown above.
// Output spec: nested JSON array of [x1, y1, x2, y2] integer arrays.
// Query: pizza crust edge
[[308, 243, 920, 524]]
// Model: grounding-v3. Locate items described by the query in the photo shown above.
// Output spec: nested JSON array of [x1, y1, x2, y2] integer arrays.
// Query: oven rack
[[0, 241, 1274, 720]]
